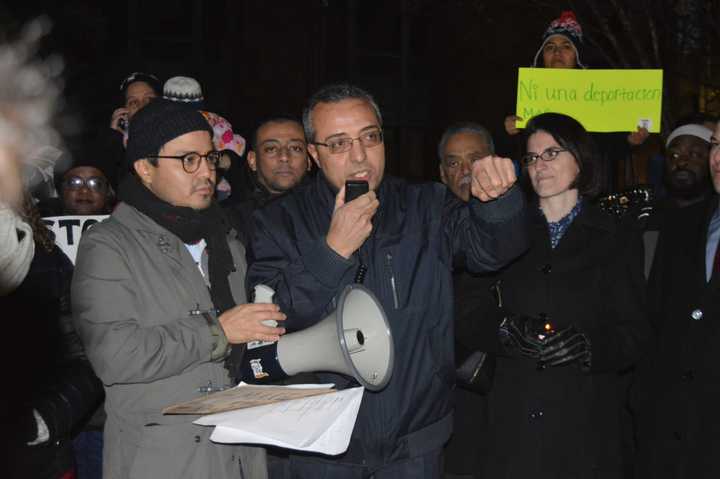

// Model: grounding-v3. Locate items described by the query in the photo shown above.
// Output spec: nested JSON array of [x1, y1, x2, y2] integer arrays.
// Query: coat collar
[[113, 202, 188, 268], [111, 202, 242, 271], [530, 199, 616, 234]]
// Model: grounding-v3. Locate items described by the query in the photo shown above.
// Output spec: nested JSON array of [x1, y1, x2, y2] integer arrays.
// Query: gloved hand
[[498, 314, 545, 359], [538, 325, 591, 372]]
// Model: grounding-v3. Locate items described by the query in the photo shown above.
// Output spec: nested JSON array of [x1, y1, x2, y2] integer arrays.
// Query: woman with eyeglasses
[[473, 112, 652, 478]]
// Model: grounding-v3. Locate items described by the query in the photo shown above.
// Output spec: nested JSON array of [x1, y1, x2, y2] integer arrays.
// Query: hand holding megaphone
[[242, 284, 395, 391], [217, 300, 286, 344]]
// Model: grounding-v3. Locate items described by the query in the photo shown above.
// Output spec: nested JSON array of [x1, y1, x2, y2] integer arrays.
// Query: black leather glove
[[538, 325, 591, 372], [498, 314, 546, 359]]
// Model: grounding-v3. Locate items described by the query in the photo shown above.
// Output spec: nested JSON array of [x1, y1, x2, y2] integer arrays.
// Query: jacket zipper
[[385, 253, 400, 309]]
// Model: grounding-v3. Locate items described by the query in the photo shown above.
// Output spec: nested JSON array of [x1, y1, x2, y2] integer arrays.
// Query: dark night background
[[2, 0, 719, 188]]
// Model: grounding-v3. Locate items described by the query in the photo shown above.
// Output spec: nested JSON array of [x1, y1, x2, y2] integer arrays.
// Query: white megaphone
[[241, 284, 394, 391]]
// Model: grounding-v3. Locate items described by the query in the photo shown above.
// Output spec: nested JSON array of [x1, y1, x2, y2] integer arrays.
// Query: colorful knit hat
[[532, 11, 585, 68], [200, 110, 246, 158]]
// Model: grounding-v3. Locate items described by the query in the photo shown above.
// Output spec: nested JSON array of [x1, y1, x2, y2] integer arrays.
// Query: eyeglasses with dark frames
[[313, 128, 383, 155], [63, 176, 108, 193], [146, 151, 223, 173], [521, 147, 568, 166]]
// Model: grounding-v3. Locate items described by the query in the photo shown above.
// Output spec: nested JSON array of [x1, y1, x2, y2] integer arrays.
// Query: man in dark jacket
[[246, 84, 528, 478], [437, 122, 496, 479], [634, 122, 720, 478], [227, 117, 311, 247]]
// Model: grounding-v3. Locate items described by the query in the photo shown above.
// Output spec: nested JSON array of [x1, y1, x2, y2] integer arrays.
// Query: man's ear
[[133, 159, 153, 185], [247, 151, 258, 172], [308, 144, 321, 170]]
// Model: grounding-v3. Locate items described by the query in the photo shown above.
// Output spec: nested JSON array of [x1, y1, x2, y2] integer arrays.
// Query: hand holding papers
[[192, 383, 364, 455]]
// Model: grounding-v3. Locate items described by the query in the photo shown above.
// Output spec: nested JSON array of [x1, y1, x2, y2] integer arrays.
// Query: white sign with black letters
[[42, 215, 109, 264]]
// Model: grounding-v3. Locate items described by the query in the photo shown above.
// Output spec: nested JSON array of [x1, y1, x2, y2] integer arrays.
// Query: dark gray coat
[[72, 203, 266, 479]]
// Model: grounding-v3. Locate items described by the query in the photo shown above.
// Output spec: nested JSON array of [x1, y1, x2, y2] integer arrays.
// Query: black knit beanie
[[125, 98, 213, 169]]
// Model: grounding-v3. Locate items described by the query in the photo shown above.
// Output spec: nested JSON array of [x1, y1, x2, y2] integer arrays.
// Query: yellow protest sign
[[515, 68, 663, 133]]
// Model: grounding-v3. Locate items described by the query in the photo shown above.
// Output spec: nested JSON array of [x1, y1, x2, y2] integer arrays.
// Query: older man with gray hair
[[438, 122, 495, 202]]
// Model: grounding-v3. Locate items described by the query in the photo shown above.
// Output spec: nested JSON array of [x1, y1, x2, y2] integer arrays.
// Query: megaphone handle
[[254, 284, 276, 304], [249, 285, 277, 348]]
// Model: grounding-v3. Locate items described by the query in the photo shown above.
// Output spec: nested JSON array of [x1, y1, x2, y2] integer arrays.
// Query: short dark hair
[[437, 122, 495, 162], [250, 116, 304, 152], [302, 83, 382, 142], [522, 112, 601, 198]]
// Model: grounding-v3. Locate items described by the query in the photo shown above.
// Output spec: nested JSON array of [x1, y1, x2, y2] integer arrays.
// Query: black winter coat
[[1, 243, 104, 478], [476, 203, 651, 479], [634, 196, 720, 479], [247, 174, 529, 468]]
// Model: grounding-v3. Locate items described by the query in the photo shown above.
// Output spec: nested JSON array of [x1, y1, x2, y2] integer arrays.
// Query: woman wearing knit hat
[[532, 11, 585, 69], [504, 12, 585, 137], [502, 11, 649, 194]]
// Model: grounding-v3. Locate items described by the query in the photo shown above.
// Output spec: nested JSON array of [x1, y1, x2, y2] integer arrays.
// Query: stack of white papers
[[194, 384, 364, 455]]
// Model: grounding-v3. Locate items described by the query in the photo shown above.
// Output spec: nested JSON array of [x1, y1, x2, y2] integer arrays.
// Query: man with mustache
[[72, 99, 285, 479], [227, 117, 311, 247], [437, 122, 496, 478], [663, 124, 714, 209], [248, 118, 311, 196], [247, 84, 529, 478], [438, 122, 495, 202], [640, 124, 714, 264]]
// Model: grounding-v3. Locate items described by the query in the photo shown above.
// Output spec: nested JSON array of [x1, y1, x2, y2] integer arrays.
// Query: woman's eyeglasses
[[521, 147, 568, 166]]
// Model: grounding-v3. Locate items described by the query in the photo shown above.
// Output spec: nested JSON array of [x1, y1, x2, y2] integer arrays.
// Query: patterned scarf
[[543, 199, 583, 249]]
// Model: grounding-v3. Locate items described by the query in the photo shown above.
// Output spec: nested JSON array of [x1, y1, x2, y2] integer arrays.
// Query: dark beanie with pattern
[[532, 11, 585, 68], [125, 98, 213, 169]]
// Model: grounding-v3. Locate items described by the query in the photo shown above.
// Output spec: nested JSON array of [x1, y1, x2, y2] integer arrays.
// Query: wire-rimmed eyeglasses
[[313, 128, 384, 155], [521, 147, 568, 167]]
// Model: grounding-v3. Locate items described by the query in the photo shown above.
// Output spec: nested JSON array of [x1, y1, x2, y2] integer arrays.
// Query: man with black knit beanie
[[72, 98, 285, 479]]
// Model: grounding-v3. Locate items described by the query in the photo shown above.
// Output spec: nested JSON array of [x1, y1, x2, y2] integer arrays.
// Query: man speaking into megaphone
[[247, 84, 529, 478]]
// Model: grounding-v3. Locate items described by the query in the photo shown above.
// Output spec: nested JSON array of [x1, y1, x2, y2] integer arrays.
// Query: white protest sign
[[42, 215, 109, 264]]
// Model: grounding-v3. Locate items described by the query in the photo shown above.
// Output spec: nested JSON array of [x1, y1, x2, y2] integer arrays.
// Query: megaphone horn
[[241, 284, 394, 391]]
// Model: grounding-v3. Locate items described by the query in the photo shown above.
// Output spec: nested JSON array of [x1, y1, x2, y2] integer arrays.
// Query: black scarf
[[118, 175, 236, 313]]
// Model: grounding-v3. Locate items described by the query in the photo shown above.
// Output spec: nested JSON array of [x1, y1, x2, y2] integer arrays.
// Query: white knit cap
[[163, 76, 204, 105], [665, 124, 713, 148]]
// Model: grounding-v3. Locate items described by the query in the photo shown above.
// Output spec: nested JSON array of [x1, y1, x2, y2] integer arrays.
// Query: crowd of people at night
[[2, 10, 720, 479]]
